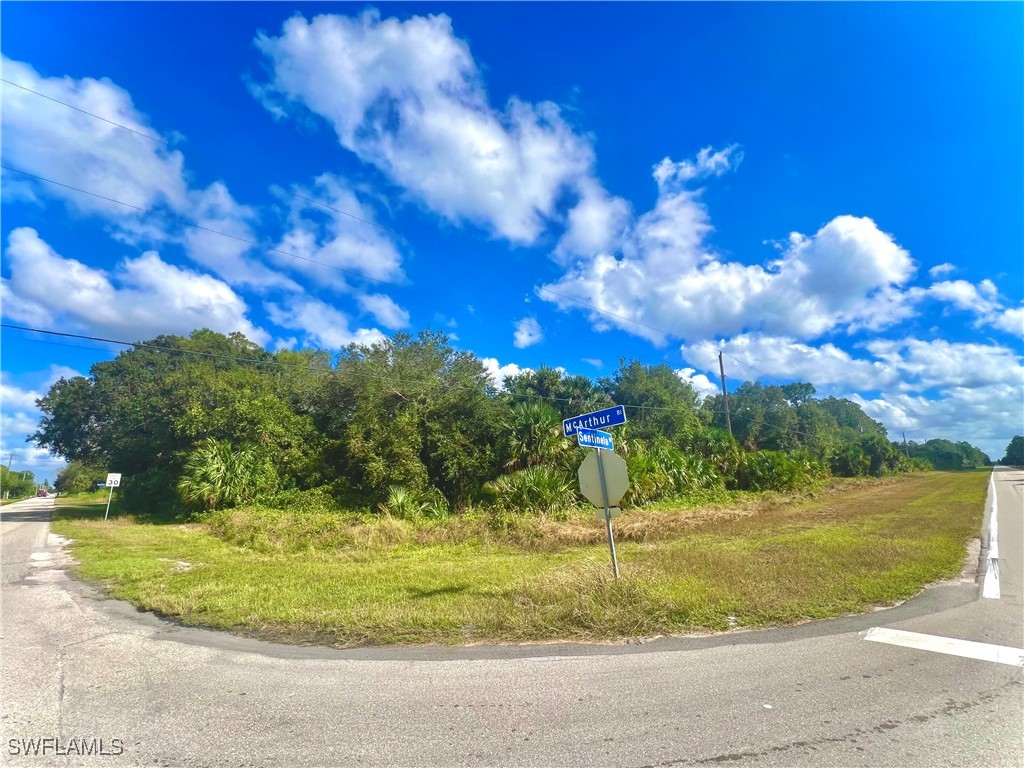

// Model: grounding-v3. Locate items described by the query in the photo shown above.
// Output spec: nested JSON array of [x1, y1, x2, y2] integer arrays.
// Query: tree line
[[34, 329, 992, 517], [1, 465, 40, 499]]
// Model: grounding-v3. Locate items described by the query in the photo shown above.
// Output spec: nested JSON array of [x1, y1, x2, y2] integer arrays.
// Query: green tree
[[1, 467, 36, 498], [724, 382, 799, 452], [321, 331, 505, 505], [54, 461, 107, 494], [501, 401, 574, 472], [600, 360, 702, 443], [1001, 436, 1024, 466], [34, 329, 307, 514], [909, 439, 990, 470]]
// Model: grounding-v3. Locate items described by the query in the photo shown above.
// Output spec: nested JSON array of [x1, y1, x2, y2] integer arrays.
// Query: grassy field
[[50, 471, 987, 647]]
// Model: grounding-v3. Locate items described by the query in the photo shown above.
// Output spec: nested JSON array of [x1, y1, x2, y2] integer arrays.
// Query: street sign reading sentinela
[[577, 427, 613, 451], [562, 405, 627, 436]]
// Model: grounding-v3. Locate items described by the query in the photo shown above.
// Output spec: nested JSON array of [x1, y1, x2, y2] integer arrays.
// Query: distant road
[[1, 473, 1021, 767]]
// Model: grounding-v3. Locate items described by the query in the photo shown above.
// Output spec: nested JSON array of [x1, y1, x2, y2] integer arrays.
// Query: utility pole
[[718, 351, 733, 438], [6, 453, 13, 471], [902, 431, 911, 459]]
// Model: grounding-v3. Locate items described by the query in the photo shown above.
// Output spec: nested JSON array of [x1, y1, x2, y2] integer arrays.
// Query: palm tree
[[177, 438, 277, 511], [502, 401, 570, 472]]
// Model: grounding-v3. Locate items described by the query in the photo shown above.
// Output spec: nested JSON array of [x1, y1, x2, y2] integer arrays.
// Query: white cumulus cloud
[[1, 56, 188, 217], [479, 357, 532, 390], [252, 10, 602, 245], [1, 56, 294, 291], [357, 293, 410, 330], [273, 174, 406, 290], [1, 227, 268, 344], [541, 147, 918, 345], [266, 298, 386, 350], [675, 367, 720, 399], [513, 317, 543, 348], [928, 263, 956, 278]]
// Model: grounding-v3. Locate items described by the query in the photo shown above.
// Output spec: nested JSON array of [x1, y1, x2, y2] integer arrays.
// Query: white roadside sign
[[104, 473, 122, 521]]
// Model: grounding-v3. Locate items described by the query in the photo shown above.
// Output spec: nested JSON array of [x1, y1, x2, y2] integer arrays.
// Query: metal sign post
[[104, 486, 115, 521], [104, 473, 121, 521], [569, 406, 628, 579], [595, 448, 620, 579]]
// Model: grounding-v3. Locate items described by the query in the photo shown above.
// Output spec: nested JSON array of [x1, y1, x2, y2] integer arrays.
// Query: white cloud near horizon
[[1, 227, 269, 345], [0, 365, 89, 483], [479, 357, 532, 390], [541, 144, 918, 345], [679, 333, 1023, 460], [675, 367, 720, 400], [265, 297, 386, 350]]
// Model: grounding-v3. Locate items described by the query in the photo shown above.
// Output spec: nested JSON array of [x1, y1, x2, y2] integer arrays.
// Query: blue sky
[[2, 2, 1022, 481]]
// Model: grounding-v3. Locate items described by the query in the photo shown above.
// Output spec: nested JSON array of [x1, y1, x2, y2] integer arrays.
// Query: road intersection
[[2, 469, 1021, 766]]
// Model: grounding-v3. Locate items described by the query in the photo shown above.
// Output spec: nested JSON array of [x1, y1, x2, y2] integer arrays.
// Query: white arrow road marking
[[864, 627, 1024, 667], [983, 472, 1000, 599]]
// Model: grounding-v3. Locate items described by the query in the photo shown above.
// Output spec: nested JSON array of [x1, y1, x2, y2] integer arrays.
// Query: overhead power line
[[295, 194, 400, 236], [1, 78, 169, 144]]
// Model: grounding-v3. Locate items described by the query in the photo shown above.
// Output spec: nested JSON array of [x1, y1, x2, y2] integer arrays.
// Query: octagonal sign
[[577, 450, 629, 508]]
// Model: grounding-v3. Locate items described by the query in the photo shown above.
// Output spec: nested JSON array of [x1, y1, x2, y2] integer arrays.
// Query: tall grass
[[53, 472, 987, 646]]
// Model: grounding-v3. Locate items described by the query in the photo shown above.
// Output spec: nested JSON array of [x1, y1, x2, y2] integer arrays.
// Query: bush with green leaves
[[830, 445, 871, 478], [177, 439, 278, 511], [483, 466, 577, 514], [620, 437, 723, 507], [267, 486, 344, 515], [378, 485, 450, 520], [730, 450, 823, 492], [54, 460, 108, 495]]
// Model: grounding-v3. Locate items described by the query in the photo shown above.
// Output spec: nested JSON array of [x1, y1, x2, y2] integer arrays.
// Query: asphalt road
[[1, 471, 1021, 767]]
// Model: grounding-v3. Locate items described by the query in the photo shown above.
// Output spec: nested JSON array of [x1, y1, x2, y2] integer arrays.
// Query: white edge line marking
[[865, 627, 1024, 668], [983, 471, 1000, 599]]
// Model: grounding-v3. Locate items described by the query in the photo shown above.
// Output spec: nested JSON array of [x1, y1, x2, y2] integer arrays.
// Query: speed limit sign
[[105, 473, 121, 488]]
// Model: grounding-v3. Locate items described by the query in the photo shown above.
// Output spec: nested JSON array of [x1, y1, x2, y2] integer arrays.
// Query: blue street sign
[[563, 405, 627, 436], [577, 427, 613, 450]]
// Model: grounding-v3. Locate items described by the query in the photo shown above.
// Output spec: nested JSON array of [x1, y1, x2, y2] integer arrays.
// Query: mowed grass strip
[[50, 471, 987, 647]]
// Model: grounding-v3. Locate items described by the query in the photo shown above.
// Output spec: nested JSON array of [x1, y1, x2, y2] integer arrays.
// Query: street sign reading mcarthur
[[562, 405, 627, 436]]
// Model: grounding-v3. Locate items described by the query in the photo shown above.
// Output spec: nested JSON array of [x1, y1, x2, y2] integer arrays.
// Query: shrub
[[266, 486, 343, 515], [620, 438, 724, 507], [483, 466, 577, 514], [730, 450, 823, 492], [378, 485, 450, 520], [177, 438, 277, 511], [830, 445, 871, 477]]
